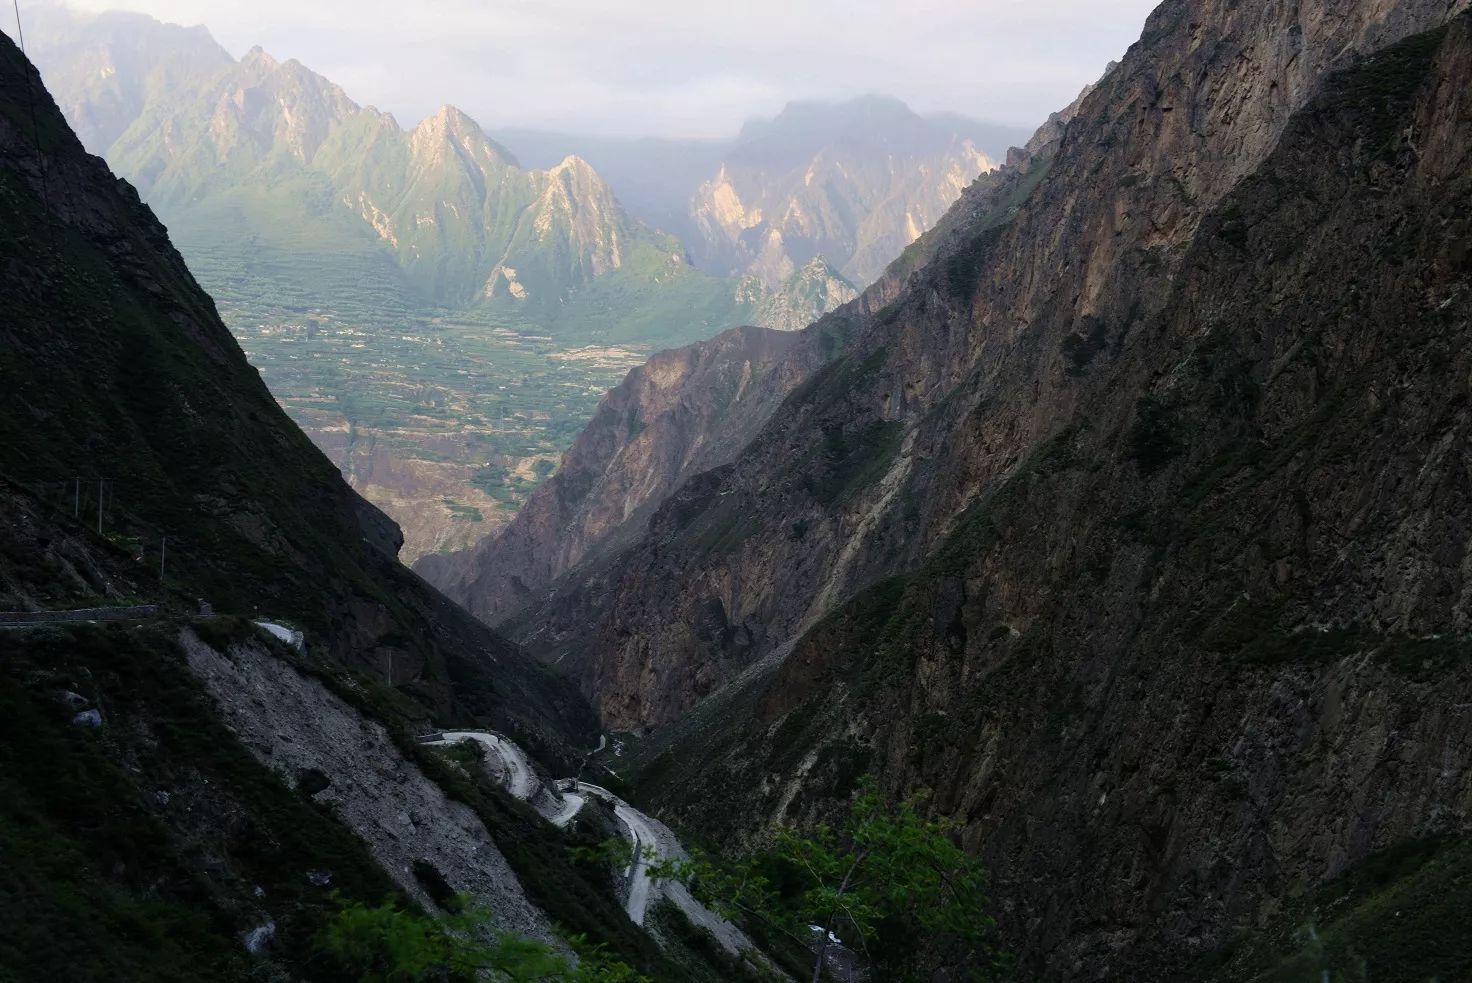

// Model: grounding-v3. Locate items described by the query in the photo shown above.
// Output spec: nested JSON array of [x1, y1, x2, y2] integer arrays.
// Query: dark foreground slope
[[459, 0, 1472, 977]]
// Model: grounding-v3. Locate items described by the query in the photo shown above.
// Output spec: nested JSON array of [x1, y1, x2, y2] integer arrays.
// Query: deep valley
[[5, 0, 1472, 980]]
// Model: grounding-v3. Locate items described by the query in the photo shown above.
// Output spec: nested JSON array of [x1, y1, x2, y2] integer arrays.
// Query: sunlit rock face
[[689, 95, 1000, 289]]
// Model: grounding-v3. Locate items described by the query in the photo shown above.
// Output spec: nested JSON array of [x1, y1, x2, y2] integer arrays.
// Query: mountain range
[[24, 0, 1020, 565], [26, 2, 1017, 331], [498, 99, 1027, 289], [40, 25, 749, 337]]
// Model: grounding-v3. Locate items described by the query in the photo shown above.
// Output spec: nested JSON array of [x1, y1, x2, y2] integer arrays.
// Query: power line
[[9, 0, 55, 245]]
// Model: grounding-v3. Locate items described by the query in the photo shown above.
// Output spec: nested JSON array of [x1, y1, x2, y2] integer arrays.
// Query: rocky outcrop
[[480, 1, 1472, 976], [748, 256, 859, 332]]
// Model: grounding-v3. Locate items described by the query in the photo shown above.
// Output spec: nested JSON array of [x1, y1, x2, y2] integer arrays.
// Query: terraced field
[[221, 295, 647, 562]]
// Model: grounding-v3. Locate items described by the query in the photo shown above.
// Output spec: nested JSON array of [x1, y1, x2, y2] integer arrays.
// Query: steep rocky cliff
[[537, 0, 1472, 726], [465, 0, 1472, 977]]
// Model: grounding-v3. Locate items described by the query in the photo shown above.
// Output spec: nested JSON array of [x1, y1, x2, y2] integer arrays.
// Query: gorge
[[3, 0, 1472, 979]]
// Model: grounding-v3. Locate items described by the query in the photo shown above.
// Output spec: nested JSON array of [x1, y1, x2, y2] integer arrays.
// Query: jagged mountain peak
[[408, 103, 518, 165], [232, 47, 357, 107], [419, 102, 480, 132], [547, 152, 598, 175], [240, 44, 277, 68]]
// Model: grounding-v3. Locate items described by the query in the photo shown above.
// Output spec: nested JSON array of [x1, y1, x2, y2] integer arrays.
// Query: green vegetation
[[652, 780, 1003, 982], [644, 899, 775, 983], [1200, 837, 1472, 983], [443, 500, 486, 523], [507, 238, 756, 349], [316, 897, 647, 982]]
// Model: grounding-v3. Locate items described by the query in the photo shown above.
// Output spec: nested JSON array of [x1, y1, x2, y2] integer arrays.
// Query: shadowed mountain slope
[[443, 0, 1472, 977]]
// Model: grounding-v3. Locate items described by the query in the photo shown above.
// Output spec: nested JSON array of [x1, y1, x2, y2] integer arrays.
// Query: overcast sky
[[57, 0, 1160, 138]]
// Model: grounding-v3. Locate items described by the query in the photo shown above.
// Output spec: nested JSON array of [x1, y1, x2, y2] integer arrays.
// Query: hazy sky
[[57, 0, 1160, 138]]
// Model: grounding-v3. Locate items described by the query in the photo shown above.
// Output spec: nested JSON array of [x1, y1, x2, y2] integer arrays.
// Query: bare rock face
[[466, 0, 1472, 976], [749, 256, 859, 333]]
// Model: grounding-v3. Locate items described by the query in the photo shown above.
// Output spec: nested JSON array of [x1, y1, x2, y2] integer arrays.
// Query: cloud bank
[[53, 0, 1160, 137]]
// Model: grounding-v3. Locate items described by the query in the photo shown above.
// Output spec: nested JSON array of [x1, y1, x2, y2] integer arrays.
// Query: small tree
[[653, 780, 1002, 982]]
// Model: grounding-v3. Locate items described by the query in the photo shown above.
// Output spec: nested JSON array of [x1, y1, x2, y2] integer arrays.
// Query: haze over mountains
[[498, 100, 1028, 288], [25, 0, 1020, 563]]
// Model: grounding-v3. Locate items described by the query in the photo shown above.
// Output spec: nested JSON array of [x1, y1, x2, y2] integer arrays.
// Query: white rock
[[241, 920, 276, 953]]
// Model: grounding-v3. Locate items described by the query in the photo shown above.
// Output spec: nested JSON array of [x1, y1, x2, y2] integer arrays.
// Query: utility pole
[[160, 536, 166, 582], [96, 478, 103, 535], [73, 477, 78, 517]]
